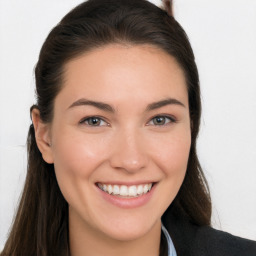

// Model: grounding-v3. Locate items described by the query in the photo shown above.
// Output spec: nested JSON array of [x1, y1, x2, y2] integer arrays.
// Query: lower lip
[[96, 184, 156, 209]]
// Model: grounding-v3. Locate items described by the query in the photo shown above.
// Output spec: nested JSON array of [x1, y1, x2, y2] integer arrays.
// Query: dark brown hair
[[1, 0, 211, 255]]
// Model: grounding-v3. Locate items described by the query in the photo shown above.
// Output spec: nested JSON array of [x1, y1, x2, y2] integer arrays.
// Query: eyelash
[[79, 116, 109, 127], [79, 115, 176, 127], [147, 115, 176, 126]]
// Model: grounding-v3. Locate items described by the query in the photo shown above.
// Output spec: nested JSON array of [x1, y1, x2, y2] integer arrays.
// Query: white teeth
[[137, 185, 143, 195], [97, 183, 153, 197], [128, 185, 137, 196], [143, 184, 149, 193], [103, 184, 107, 192], [113, 185, 119, 195], [120, 185, 128, 196], [107, 184, 113, 194]]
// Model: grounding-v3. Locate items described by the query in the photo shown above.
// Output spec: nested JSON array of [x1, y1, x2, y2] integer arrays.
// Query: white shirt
[[161, 224, 177, 256]]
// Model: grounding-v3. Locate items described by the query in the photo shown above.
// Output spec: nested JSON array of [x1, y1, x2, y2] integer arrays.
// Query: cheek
[[53, 129, 109, 174], [51, 128, 111, 201], [149, 129, 191, 177], [147, 129, 191, 215]]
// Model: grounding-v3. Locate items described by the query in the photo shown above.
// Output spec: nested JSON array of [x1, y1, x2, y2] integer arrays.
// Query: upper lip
[[96, 181, 157, 186]]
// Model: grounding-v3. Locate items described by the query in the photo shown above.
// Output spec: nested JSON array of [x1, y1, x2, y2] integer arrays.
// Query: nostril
[[111, 158, 147, 173], [109, 133, 148, 172]]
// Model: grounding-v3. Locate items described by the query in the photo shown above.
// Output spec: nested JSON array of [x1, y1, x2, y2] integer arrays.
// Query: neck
[[69, 209, 162, 256]]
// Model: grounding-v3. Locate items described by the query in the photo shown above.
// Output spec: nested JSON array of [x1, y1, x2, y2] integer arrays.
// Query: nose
[[109, 129, 148, 173]]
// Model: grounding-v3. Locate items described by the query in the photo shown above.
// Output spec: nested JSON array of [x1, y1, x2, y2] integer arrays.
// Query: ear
[[31, 108, 54, 164]]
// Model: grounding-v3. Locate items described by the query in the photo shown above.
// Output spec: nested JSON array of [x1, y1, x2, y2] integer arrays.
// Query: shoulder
[[193, 225, 256, 256], [163, 216, 256, 256]]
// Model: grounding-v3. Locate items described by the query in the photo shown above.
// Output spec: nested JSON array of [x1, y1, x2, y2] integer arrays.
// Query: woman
[[1, 0, 256, 255]]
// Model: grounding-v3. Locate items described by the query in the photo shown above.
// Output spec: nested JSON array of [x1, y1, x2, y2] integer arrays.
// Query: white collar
[[161, 224, 177, 256]]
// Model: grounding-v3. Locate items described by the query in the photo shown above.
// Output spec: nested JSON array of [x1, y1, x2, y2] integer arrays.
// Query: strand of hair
[[162, 0, 173, 16]]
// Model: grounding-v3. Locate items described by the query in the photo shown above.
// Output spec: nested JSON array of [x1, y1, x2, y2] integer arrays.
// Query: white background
[[0, 0, 256, 250]]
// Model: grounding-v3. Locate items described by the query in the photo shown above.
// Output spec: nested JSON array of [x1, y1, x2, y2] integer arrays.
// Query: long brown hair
[[1, 0, 211, 255]]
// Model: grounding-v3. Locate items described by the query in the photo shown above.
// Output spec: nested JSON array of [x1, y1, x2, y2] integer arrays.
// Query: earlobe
[[31, 108, 54, 164]]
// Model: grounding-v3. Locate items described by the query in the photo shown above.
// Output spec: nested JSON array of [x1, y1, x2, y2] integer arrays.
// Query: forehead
[[57, 44, 188, 109]]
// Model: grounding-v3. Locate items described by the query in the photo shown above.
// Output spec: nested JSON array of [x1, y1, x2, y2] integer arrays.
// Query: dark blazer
[[164, 215, 256, 256]]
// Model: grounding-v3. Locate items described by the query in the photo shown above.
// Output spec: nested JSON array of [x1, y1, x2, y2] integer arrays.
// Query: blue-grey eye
[[81, 117, 107, 126], [87, 117, 101, 126], [149, 116, 174, 126]]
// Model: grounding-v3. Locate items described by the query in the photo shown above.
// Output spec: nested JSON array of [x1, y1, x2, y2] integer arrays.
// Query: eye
[[148, 115, 176, 126], [80, 116, 108, 126]]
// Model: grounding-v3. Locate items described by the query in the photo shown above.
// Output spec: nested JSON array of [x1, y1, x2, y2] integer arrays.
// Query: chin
[[94, 214, 160, 242]]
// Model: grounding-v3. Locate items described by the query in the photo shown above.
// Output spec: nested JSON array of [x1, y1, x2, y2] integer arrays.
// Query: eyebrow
[[68, 97, 185, 112], [146, 98, 185, 111], [68, 98, 115, 112]]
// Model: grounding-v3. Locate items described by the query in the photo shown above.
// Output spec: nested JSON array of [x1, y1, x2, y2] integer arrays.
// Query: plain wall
[[0, 0, 256, 250]]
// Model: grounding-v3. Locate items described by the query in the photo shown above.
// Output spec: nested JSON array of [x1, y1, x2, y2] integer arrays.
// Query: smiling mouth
[[96, 183, 154, 198]]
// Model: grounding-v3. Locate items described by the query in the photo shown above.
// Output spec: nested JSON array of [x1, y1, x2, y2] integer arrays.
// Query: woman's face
[[47, 44, 191, 241]]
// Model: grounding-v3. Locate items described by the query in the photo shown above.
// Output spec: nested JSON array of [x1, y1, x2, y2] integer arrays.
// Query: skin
[[32, 44, 191, 256]]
